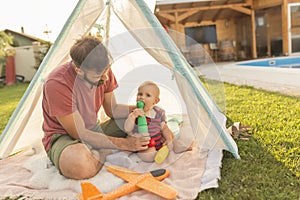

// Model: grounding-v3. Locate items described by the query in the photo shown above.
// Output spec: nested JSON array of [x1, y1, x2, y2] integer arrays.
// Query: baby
[[124, 81, 191, 162]]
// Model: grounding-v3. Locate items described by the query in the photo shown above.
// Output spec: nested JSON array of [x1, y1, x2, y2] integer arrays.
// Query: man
[[42, 36, 150, 180]]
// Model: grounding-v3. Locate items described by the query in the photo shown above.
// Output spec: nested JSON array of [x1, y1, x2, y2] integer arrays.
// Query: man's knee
[[59, 144, 102, 179], [72, 161, 101, 180]]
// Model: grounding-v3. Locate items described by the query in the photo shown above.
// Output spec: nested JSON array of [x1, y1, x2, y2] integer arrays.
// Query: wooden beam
[[158, 3, 251, 14], [177, 10, 199, 22], [184, 20, 216, 27], [230, 6, 252, 15], [253, 0, 282, 9], [156, 13, 175, 22]]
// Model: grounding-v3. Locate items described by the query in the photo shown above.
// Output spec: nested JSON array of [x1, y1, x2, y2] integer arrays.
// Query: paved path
[[195, 62, 300, 98]]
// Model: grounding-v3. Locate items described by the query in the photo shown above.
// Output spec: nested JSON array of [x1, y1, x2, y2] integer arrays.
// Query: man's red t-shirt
[[42, 61, 118, 152]]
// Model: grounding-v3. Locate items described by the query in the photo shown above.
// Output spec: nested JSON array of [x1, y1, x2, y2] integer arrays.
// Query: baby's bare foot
[[173, 140, 194, 153]]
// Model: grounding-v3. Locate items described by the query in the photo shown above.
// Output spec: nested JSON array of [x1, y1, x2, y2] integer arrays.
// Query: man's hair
[[138, 81, 160, 97], [70, 36, 111, 72]]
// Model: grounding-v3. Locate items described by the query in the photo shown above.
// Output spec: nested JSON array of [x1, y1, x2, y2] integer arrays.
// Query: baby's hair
[[138, 81, 160, 97]]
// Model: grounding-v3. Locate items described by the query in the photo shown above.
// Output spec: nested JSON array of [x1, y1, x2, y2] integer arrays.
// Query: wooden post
[[5, 56, 16, 86], [251, 10, 257, 58], [282, 0, 289, 55], [174, 12, 180, 47]]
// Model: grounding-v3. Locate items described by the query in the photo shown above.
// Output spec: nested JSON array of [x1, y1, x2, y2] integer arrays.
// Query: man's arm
[[56, 111, 150, 151], [102, 92, 135, 118]]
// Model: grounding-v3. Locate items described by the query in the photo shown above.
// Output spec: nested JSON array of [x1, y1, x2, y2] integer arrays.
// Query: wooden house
[[155, 0, 300, 63]]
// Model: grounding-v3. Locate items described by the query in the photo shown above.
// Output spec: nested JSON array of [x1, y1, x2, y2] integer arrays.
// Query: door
[[255, 13, 268, 57], [288, 3, 300, 54]]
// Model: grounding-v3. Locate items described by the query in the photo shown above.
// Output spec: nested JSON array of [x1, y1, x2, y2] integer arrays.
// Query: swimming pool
[[237, 56, 300, 68]]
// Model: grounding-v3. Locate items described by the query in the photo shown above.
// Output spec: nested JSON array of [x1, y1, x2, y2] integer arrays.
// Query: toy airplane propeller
[[78, 165, 178, 200]]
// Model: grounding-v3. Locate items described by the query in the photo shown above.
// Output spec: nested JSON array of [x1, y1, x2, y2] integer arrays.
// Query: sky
[[0, 0, 174, 42], [0, 0, 79, 42]]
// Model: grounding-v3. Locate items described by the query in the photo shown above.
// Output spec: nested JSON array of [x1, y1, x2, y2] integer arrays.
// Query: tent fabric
[[0, 0, 239, 168]]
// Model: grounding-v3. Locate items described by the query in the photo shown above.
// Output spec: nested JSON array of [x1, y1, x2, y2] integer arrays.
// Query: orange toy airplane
[[78, 165, 178, 200]]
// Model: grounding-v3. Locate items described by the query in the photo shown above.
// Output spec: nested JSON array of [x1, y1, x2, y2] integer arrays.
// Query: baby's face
[[136, 85, 159, 111]]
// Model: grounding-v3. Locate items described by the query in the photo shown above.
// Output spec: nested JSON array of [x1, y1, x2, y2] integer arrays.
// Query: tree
[[32, 40, 52, 70], [0, 31, 14, 75]]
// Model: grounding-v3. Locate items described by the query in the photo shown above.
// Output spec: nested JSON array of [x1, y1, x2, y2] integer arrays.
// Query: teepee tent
[[0, 0, 239, 160]]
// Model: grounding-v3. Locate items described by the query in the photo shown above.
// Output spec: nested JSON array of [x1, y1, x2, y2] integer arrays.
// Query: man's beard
[[84, 73, 104, 87]]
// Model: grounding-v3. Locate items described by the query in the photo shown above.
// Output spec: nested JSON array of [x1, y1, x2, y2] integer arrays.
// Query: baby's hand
[[130, 108, 144, 119]]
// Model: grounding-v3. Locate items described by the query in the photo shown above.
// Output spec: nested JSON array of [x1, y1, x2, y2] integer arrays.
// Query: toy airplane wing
[[78, 182, 103, 200], [135, 172, 178, 199], [105, 165, 143, 182], [79, 165, 178, 200], [106, 165, 178, 199]]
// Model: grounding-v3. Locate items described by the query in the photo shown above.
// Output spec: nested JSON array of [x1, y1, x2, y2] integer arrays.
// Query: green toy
[[136, 100, 148, 133], [136, 100, 169, 164]]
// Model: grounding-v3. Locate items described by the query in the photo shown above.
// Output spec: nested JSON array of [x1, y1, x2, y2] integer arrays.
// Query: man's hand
[[121, 133, 150, 151]]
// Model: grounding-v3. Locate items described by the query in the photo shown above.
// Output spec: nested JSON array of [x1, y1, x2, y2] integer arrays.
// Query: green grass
[[0, 82, 299, 200], [198, 81, 300, 200], [0, 83, 29, 133], [224, 84, 300, 178]]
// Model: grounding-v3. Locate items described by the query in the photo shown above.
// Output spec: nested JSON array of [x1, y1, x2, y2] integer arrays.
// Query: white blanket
[[0, 115, 223, 199], [0, 142, 207, 200]]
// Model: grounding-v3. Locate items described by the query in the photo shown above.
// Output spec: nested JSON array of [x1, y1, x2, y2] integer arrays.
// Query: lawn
[[0, 83, 30, 132], [0, 82, 299, 200], [198, 81, 300, 199]]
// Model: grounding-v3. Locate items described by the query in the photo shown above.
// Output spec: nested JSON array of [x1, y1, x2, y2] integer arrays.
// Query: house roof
[[3, 29, 48, 46], [4, 29, 46, 42]]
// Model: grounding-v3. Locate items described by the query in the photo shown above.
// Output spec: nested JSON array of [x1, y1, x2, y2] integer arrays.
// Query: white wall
[[14, 46, 37, 82]]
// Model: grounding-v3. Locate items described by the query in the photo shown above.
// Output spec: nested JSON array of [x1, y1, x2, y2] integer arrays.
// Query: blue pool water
[[237, 57, 300, 68]]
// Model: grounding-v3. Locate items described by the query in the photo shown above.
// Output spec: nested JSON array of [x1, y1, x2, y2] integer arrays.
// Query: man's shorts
[[47, 118, 127, 172]]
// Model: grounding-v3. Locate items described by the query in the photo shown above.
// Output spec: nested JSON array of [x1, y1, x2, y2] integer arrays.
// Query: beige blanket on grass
[[0, 143, 207, 200]]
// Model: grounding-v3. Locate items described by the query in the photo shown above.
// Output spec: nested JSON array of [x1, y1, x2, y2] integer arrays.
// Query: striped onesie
[[134, 106, 166, 150]]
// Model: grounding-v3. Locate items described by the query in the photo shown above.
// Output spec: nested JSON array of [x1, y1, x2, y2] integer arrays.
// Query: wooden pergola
[[155, 0, 300, 59]]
